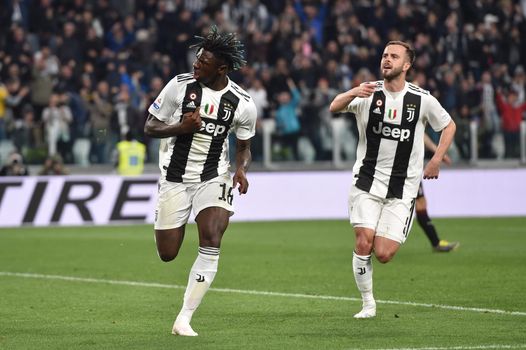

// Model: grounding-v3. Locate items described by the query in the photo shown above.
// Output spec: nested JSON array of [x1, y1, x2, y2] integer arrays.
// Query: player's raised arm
[[329, 82, 376, 113], [144, 107, 201, 138]]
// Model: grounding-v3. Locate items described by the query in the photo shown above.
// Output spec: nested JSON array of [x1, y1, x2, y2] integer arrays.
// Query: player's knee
[[375, 250, 395, 264], [158, 252, 176, 262], [157, 247, 181, 262], [355, 234, 374, 254]]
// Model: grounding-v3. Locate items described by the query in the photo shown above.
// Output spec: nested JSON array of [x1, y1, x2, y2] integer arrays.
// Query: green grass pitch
[[1, 218, 525, 350]]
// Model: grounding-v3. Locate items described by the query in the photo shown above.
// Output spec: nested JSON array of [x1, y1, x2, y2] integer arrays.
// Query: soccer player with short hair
[[329, 41, 456, 318], [144, 26, 257, 336]]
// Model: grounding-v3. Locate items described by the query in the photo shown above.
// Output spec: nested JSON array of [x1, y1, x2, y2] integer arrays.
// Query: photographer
[[0, 151, 29, 176]]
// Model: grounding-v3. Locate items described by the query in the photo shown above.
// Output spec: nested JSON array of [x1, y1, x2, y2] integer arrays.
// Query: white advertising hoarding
[[1, 168, 524, 227]]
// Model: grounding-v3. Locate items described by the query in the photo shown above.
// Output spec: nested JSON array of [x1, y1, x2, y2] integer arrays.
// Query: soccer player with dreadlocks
[[144, 26, 257, 336]]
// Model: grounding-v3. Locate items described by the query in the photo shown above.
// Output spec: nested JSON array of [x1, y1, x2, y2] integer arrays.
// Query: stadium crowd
[[0, 0, 525, 171]]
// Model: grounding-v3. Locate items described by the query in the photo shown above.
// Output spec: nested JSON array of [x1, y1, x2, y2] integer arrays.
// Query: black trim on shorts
[[403, 198, 416, 237]]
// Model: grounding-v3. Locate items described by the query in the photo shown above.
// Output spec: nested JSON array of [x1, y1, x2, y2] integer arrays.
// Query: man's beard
[[382, 66, 404, 81]]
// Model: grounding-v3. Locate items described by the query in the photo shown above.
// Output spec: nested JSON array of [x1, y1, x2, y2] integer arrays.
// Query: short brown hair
[[386, 41, 415, 65]]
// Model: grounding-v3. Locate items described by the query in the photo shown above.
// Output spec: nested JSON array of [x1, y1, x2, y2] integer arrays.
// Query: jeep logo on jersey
[[372, 122, 411, 142], [198, 118, 228, 137]]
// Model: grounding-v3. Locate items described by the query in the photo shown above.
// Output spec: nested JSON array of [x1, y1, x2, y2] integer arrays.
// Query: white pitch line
[[1, 271, 525, 317], [359, 345, 526, 350]]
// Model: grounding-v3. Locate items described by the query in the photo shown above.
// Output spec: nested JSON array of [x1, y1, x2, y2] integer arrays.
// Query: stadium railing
[[260, 118, 526, 169]]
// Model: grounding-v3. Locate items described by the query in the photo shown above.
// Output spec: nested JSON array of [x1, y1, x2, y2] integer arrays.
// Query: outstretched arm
[[144, 107, 201, 138], [424, 133, 451, 165], [233, 138, 251, 195], [423, 120, 456, 179], [329, 83, 375, 113]]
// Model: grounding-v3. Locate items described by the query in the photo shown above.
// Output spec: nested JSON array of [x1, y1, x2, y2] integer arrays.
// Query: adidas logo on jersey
[[373, 107, 381, 114], [372, 122, 411, 142], [186, 101, 197, 109]]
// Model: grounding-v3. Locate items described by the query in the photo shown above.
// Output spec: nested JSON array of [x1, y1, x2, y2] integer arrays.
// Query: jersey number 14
[[218, 183, 233, 205]]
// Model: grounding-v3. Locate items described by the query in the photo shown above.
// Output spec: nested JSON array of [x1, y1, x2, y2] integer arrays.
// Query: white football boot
[[353, 300, 376, 319], [172, 316, 198, 336]]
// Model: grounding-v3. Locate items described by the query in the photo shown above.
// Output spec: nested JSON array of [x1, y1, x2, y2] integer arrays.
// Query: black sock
[[416, 209, 440, 247]]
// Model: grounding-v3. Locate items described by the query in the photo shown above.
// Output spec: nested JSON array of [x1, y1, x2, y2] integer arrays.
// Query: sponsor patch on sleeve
[[151, 97, 162, 110]]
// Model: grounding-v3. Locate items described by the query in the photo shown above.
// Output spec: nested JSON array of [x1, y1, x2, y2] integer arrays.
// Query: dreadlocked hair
[[190, 25, 246, 72]]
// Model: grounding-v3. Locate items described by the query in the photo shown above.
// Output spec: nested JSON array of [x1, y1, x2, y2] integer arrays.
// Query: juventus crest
[[406, 103, 416, 122], [222, 102, 234, 121]]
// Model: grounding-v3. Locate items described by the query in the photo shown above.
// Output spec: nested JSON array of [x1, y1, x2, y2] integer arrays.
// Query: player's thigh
[[193, 174, 235, 218], [193, 174, 234, 247], [154, 179, 192, 230], [154, 226, 186, 261], [415, 196, 426, 211], [376, 197, 416, 245], [348, 186, 383, 230], [195, 207, 230, 247]]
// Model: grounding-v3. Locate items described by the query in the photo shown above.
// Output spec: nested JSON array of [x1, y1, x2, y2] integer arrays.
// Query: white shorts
[[154, 174, 234, 230], [348, 186, 416, 244]]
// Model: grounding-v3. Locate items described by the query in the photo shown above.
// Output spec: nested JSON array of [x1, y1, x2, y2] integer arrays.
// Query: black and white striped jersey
[[148, 73, 257, 183], [345, 81, 451, 199]]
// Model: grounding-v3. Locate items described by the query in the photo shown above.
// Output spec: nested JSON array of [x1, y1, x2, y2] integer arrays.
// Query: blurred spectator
[[172, 9, 195, 73], [33, 46, 59, 78], [5, 78, 30, 122], [141, 76, 164, 163], [42, 93, 73, 161], [302, 77, 338, 161], [246, 78, 269, 161], [495, 88, 526, 158], [114, 131, 145, 176], [455, 77, 481, 160], [10, 105, 37, 153], [56, 22, 82, 66], [480, 71, 500, 158], [8, 0, 31, 30], [5, 25, 33, 64], [84, 81, 113, 164], [0, 81, 7, 140], [38, 155, 69, 175], [29, 51, 54, 120], [82, 26, 104, 65], [111, 86, 143, 141], [511, 66, 525, 103], [60, 89, 89, 141], [274, 78, 301, 160], [293, 0, 328, 47], [0, 0, 524, 167], [0, 150, 29, 176], [268, 58, 291, 102], [105, 21, 135, 54]]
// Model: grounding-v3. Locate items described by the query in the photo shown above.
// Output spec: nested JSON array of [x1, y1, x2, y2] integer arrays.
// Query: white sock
[[352, 251, 374, 305], [176, 247, 219, 324]]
